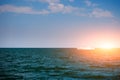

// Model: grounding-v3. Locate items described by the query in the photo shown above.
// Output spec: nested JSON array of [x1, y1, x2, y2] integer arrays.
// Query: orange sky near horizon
[[76, 27, 120, 49]]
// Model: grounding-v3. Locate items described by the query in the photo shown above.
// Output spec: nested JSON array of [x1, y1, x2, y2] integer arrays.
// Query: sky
[[0, 0, 120, 48]]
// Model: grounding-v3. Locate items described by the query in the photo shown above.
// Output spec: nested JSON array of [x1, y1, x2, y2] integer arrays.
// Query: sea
[[0, 48, 120, 80]]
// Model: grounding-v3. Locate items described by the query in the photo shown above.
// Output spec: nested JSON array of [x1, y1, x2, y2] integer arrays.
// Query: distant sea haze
[[0, 48, 120, 80]]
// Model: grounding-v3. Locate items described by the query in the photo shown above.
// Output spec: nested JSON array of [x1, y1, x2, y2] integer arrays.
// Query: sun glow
[[99, 43, 115, 49]]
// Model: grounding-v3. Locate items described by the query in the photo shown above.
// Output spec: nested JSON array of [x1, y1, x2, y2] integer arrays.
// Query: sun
[[99, 43, 114, 49]]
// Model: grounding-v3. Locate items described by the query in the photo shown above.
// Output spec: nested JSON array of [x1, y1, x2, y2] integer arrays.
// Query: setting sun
[[99, 43, 115, 49]]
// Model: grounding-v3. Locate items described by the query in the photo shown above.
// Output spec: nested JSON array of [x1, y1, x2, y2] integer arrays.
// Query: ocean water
[[0, 48, 120, 80]]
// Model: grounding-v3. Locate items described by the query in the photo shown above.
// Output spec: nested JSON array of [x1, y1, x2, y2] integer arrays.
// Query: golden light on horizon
[[98, 42, 115, 49], [77, 42, 116, 50]]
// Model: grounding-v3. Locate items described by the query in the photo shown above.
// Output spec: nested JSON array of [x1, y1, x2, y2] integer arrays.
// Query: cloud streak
[[39, 0, 77, 13], [84, 0, 113, 18], [0, 5, 49, 14], [48, 3, 78, 13], [84, 0, 97, 7], [0, 0, 114, 18], [69, 0, 74, 2], [90, 8, 113, 18], [0, 0, 78, 15], [39, 0, 60, 3]]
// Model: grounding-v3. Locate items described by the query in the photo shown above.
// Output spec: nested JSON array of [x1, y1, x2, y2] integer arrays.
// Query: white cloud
[[90, 8, 113, 18], [0, 3, 77, 15], [84, 0, 113, 18], [28, 0, 60, 3], [0, 5, 49, 14], [48, 3, 64, 13], [48, 3, 78, 13], [63, 6, 78, 13], [0, 0, 114, 18], [40, 0, 77, 14], [39, 0, 60, 4], [69, 0, 74, 2], [84, 0, 97, 7], [26, 0, 77, 14]]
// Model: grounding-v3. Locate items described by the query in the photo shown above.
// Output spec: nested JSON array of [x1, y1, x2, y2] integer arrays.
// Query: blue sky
[[0, 0, 120, 48]]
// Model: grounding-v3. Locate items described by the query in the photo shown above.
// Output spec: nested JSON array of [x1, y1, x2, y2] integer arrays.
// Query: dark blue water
[[0, 48, 120, 80]]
